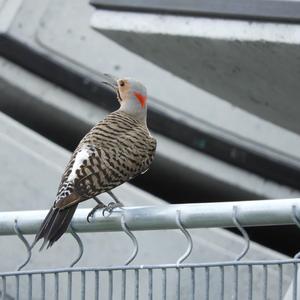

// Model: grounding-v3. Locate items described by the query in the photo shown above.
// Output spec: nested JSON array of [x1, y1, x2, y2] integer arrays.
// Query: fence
[[1, 198, 300, 299]]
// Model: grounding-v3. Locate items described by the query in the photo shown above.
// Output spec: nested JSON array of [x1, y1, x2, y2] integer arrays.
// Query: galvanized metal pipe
[[0, 199, 300, 235]]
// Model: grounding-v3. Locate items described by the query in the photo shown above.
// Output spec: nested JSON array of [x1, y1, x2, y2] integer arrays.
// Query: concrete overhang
[[90, 8, 300, 136], [1, 56, 300, 201]]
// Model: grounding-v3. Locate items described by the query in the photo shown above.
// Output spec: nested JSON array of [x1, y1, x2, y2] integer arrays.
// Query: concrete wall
[[91, 9, 300, 163]]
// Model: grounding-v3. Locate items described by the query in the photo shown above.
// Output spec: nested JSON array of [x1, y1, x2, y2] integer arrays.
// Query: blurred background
[[1, 0, 300, 273]]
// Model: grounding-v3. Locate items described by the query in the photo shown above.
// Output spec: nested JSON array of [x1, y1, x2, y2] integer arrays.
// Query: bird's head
[[102, 76, 148, 122]]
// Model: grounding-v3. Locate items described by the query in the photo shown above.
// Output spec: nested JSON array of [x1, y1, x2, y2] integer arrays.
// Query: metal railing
[[1, 198, 300, 299], [1, 260, 299, 300]]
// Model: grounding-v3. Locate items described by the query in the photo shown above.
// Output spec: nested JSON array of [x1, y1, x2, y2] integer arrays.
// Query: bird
[[33, 77, 157, 249]]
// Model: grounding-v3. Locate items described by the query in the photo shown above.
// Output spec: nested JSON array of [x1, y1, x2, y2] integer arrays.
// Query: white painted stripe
[[90, 9, 300, 44]]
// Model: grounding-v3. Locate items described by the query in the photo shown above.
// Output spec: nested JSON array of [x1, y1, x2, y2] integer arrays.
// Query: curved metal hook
[[232, 206, 250, 261], [176, 209, 193, 266], [13, 219, 32, 271], [120, 212, 139, 265], [69, 225, 84, 267], [291, 205, 300, 258]]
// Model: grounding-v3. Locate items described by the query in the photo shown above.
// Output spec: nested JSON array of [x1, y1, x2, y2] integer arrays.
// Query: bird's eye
[[119, 80, 125, 87]]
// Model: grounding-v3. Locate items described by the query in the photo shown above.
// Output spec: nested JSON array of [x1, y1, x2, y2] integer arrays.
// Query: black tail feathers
[[33, 204, 78, 250]]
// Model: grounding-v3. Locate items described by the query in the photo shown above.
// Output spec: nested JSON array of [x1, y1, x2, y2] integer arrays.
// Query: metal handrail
[[1, 199, 300, 299], [1, 198, 300, 235]]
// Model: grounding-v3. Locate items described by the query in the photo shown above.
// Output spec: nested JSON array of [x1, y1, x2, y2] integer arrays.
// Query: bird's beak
[[102, 80, 117, 90], [102, 73, 118, 90], [101, 74, 123, 103]]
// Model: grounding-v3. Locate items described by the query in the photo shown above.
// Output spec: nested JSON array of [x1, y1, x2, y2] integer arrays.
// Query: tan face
[[117, 78, 147, 111], [117, 79, 131, 103]]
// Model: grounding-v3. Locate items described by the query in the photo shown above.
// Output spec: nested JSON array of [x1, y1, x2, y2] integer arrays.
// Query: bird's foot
[[87, 203, 106, 223], [102, 202, 124, 217]]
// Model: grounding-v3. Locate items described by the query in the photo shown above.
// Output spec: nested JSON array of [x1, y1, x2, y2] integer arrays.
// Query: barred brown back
[[58, 110, 156, 203], [34, 78, 156, 249]]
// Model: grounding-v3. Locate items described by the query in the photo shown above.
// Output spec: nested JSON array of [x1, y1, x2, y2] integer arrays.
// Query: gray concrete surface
[[1, 55, 299, 202], [90, 8, 300, 163], [1, 0, 300, 183], [0, 109, 293, 299]]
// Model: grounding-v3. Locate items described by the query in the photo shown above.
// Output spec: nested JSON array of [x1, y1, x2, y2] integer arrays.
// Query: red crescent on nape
[[134, 92, 147, 108]]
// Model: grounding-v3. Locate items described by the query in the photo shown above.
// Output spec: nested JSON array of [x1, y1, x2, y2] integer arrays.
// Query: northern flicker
[[34, 77, 156, 249]]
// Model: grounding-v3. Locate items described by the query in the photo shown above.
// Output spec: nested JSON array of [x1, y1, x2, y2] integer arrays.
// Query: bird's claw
[[87, 203, 105, 223], [87, 210, 96, 223], [87, 201, 123, 222], [102, 202, 123, 217]]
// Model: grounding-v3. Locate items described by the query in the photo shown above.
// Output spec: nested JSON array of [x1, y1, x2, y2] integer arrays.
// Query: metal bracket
[[69, 224, 84, 267], [13, 219, 32, 271], [121, 212, 139, 265], [232, 206, 250, 261], [176, 209, 193, 266]]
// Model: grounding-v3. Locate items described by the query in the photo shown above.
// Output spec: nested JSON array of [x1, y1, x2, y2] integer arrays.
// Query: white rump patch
[[68, 148, 90, 181]]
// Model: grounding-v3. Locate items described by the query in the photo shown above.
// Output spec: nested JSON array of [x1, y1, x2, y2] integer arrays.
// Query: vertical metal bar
[[41, 273, 45, 300], [54, 273, 59, 300], [162, 269, 166, 300], [81, 271, 86, 300], [28, 274, 32, 300], [135, 269, 139, 300], [205, 267, 209, 300], [263, 265, 268, 300], [278, 264, 283, 300], [94, 271, 99, 300], [15, 275, 20, 300], [191, 267, 195, 300], [121, 270, 126, 300], [108, 270, 113, 300], [67, 272, 72, 300], [248, 265, 253, 300], [176, 268, 181, 300], [219, 266, 224, 300], [148, 269, 153, 300], [1, 276, 6, 300], [233, 266, 238, 300], [293, 263, 298, 300]]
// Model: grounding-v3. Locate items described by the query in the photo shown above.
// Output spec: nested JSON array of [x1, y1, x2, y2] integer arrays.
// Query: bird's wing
[[75, 139, 155, 199], [55, 130, 156, 209]]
